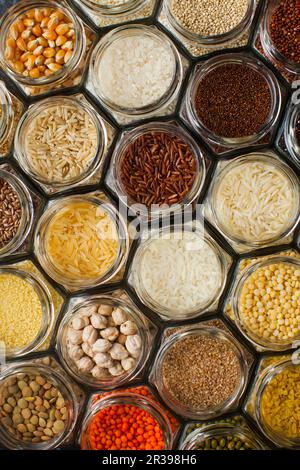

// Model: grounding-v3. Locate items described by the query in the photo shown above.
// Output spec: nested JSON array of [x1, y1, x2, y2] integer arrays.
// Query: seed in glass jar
[[270, 0, 300, 65], [119, 131, 198, 207], [0, 178, 22, 249]]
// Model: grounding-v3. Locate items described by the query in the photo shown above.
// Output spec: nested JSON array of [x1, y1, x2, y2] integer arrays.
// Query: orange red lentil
[[5, 7, 76, 79], [88, 404, 165, 450]]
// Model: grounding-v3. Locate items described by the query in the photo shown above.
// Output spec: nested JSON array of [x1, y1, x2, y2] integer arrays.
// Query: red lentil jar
[[80, 389, 174, 450]]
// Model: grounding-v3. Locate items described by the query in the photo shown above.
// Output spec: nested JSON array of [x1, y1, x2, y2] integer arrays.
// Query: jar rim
[[152, 326, 248, 420], [112, 121, 206, 219], [0, 0, 86, 87], [0, 266, 54, 358], [254, 358, 300, 448], [261, 1, 300, 75], [14, 95, 107, 189], [80, 391, 173, 450], [57, 294, 151, 389], [180, 422, 265, 450], [34, 195, 129, 290], [232, 256, 300, 351], [187, 53, 281, 148], [131, 224, 227, 320], [164, 0, 256, 46], [90, 24, 183, 117], [0, 362, 77, 450], [0, 81, 13, 145], [284, 104, 300, 168], [0, 169, 34, 258], [210, 153, 300, 248], [78, 0, 148, 16]]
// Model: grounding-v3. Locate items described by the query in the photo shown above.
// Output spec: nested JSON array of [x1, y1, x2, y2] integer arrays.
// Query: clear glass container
[[0, 266, 54, 359], [0, 81, 23, 158], [151, 326, 248, 420], [0, 0, 92, 97], [158, 0, 257, 58], [128, 224, 228, 320], [0, 362, 77, 450], [80, 392, 173, 450], [72, 0, 157, 28], [0, 169, 33, 258], [232, 256, 300, 352], [57, 295, 152, 389], [34, 194, 129, 291], [87, 24, 184, 125], [259, 0, 300, 80], [208, 154, 300, 249], [14, 95, 107, 192], [182, 53, 281, 153], [180, 423, 265, 450], [107, 121, 207, 220], [254, 359, 300, 449], [284, 104, 300, 168]]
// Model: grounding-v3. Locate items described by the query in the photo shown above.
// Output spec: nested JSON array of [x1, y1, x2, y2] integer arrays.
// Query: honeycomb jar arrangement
[[0, 0, 299, 451]]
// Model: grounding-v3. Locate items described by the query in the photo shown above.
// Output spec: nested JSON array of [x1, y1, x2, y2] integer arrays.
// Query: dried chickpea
[[4, 7, 76, 79]]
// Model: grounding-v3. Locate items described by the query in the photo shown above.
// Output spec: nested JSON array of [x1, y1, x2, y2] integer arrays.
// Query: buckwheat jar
[[0, 0, 95, 97], [86, 24, 185, 125], [71, 0, 157, 27]]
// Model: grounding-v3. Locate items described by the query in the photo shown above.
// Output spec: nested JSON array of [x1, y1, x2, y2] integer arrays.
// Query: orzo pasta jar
[[0, 81, 23, 158], [158, 0, 257, 58], [0, 0, 92, 97], [0, 363, 77, 449], [128, 224, 228, 320], [207, 154, 300, 250], [258, 0, 300, 82], [107, 121, 206, 219], [34, 195, 129, 291], [71, 0, 157, 28], [56, 295, 152, 389], [151, 326, 248, 420], [0, 169, 33, 258], [254, 359, 300, 448], [14, 95, 107, 193], [87, 24, 184, 125], [80, 391, 173, 450]]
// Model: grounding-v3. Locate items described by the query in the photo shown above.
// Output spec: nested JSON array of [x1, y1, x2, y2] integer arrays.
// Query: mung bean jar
[[71, 0, 157, 28], [151, 326, 248, 420], [0, 80, 23, 158], [0, 362, 77, 449], [86, 24, 184, 125], [57, 295, 152, 389], [183, 53, 282, 155], [14, 95, 108, 193], [0, 0, 94, 97]]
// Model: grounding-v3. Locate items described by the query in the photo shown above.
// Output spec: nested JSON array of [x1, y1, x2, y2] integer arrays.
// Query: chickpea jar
[[0, 0, 93, 97]]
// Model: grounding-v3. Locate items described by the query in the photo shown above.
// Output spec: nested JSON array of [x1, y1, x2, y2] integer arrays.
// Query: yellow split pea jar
[[34, 195, 129, 290]]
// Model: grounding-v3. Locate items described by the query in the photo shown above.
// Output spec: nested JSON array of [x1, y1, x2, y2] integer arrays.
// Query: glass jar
[[0, 81, 23, 158], [107, 121, 207, 220], [208, 154, 300, 250], [254, 359, 300, 448], [180, 423, 265, 450], [34, 194, 129, 291], [87, 24, 184, 125], [0, 266, 54, 359], [0, 362, 77, 450], [284, 104, 300, 168], [232, 256, 300, 352], [159, 0, 257, 58], [80, 392, 173, 450], [72, 0, 157, 28], [151, 326, 248, 420], [57, 295, 152, 389], [183, 53, 281, 154], [0, 169, 33, 258], [259, 0, 300, 81], [128, 224, 228, 320], [14, 95, 107, 193], [0, 0, 91, 97]]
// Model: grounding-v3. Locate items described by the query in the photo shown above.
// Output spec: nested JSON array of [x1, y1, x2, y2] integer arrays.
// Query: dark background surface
[[0, 1, 18, 15]]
